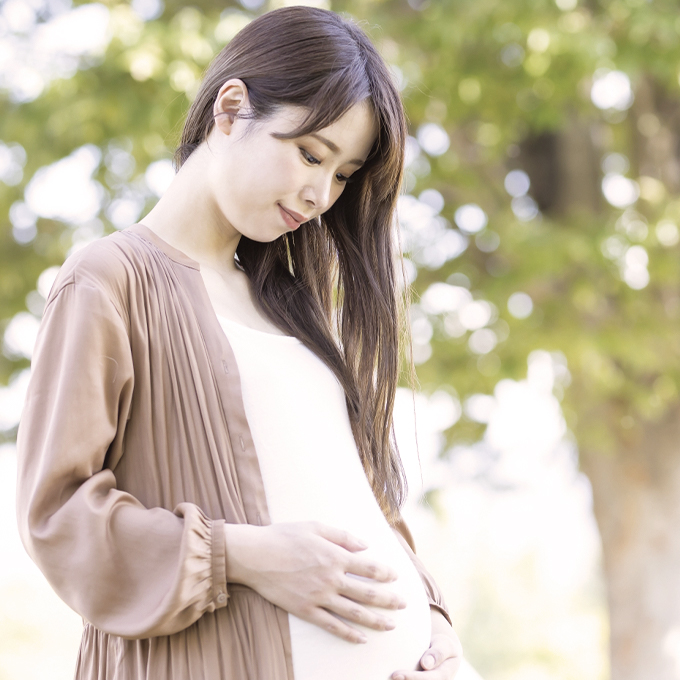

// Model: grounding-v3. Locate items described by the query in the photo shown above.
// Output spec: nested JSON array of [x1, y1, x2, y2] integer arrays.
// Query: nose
[[301, 172, 334, 214]]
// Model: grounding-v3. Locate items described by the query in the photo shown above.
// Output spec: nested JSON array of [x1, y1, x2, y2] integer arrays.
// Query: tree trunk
[[581, 404, 680, 680], [519, 111, 602, 216]]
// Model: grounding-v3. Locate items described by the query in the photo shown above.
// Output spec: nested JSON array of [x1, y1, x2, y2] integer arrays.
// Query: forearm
[[431, 607, 454, 635]]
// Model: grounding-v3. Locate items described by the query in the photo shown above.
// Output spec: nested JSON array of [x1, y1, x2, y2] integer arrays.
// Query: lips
[[283, 206, 308, 223], [278, 204, 309, 230]]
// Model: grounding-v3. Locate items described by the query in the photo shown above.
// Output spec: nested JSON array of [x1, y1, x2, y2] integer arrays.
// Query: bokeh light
[[24, 145, 103, 224], [601, 174, 639, 208], [590, 69, 634, 111], [454, 204, 488, 234], [507, 292, 534, 319], [417, 122, 450, 156], [656, 221, 679, 247], [504, 170, 531, 198]]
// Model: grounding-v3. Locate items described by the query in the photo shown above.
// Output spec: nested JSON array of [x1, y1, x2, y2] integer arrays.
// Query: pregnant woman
[[16, 6, 462, 680]]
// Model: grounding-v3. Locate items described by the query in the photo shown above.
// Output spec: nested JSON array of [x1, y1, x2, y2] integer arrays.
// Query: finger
[[339, 577, 407, 611], [307, 608, 368, 644], [420, 640, 451, 671], [310, 522, 368, 552], [420, 635, 450, 670], [326, 595, 396, 632], [391, 656, 461, 680], [346, 554, 399, 582]]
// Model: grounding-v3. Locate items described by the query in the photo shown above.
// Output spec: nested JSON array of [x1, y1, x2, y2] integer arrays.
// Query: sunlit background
[[3, 0, 680, 678]]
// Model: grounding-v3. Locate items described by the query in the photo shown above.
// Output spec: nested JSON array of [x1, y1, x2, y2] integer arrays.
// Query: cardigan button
[[217, 593, 227, 605]]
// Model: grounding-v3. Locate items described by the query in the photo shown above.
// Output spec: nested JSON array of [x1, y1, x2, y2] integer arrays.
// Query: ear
[[213, 78, 250, 136]]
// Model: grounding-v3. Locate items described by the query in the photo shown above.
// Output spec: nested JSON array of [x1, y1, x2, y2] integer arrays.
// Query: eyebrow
[[309, 133, 365, 167]]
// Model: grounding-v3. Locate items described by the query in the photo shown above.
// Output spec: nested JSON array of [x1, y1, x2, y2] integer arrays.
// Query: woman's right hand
[[223, 521, 407, 643]]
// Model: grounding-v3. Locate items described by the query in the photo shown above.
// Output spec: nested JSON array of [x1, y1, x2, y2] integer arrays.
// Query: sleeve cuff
[[210, 518, 228, 608], [429, 603, 453, 627]]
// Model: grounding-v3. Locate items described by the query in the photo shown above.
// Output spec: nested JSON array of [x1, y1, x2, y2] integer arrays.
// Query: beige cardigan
[[16, 223, 450, 680]]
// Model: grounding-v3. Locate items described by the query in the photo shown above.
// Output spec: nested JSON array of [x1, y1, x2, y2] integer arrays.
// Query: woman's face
[[206, 93, 378, 243]]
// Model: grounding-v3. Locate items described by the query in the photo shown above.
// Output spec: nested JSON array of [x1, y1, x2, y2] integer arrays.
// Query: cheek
[[276, 151, 306, 184], [252, 149, 303, 197]]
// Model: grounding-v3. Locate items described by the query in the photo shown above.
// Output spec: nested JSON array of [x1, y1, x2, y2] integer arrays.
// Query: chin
[[240, 229, 288, 244]]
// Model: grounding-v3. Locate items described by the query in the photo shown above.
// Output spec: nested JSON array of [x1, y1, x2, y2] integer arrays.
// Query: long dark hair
[[176, 6, 409, 523]]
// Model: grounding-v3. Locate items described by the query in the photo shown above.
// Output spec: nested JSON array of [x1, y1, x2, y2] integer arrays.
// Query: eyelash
[[299, 147, 353, 184]]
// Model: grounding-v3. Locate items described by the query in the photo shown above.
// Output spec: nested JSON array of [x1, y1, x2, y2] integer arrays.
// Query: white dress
[[216, 314, 431, 680]]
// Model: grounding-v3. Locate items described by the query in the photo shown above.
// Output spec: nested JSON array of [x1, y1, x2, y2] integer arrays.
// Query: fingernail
[[357, 633, 367, 643], [392, 674, 405, 680], [422, 654, 435, 669], [384, 619, 395, 630], [356, 539, 368, 549], [398, 599, 407, 609]]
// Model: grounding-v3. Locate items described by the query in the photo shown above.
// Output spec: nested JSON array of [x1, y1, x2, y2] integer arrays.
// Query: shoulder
[[49, 228, 161, 298], [45, 228, 160, 319]]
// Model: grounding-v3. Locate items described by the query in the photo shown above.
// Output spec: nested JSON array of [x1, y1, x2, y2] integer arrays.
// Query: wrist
[[223, 523, 265, 586]]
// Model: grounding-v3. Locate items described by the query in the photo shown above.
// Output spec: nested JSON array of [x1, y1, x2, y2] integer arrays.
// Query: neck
[[139, 144, 241, 273]]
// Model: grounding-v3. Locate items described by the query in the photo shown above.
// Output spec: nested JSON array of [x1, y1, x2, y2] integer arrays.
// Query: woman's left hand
[[391, 608, 463, 680]]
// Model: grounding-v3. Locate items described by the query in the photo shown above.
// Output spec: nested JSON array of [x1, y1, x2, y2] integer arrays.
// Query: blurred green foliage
[[356, 0, 680, 461], [2, 0, 678, 459]]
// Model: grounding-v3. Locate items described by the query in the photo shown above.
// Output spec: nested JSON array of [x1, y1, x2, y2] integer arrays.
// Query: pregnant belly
[[288, 525, 432, 680], [222, 319, 433, 677]]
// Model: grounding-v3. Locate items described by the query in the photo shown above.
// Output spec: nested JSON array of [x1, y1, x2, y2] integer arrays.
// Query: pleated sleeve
[[393, 515, 452, 626], [15, 274, 228, 640]]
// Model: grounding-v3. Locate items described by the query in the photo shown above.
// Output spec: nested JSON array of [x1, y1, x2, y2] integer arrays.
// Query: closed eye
[[300, 147, 354, 184], [299, 147, 320, 165]]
